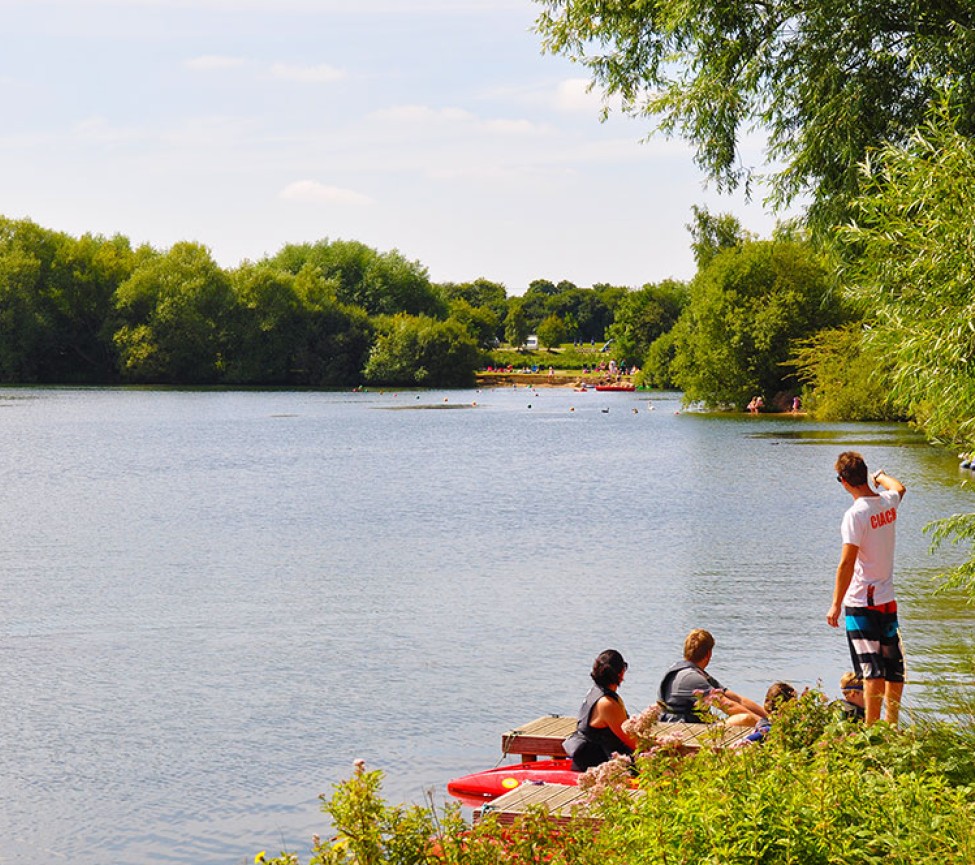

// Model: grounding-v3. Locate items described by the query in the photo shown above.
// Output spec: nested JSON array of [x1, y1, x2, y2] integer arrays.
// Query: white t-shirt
[[840, 490, 901, 606]]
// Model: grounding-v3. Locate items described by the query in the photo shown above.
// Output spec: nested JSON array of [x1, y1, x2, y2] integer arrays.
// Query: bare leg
[[864, 678, 885, 725], [884, 681, 904, 726]]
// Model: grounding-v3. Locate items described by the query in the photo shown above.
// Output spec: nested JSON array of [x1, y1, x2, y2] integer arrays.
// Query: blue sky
[[2, 0, 785, 292]]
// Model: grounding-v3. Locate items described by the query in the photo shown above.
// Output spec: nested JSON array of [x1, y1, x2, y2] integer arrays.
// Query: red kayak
[[447, 759, 579, 805], [594, 384, 635, 392]]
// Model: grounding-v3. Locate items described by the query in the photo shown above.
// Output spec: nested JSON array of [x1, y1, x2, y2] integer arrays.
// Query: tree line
[[0, 221, 635, 388], [0, 210, 853, 406]]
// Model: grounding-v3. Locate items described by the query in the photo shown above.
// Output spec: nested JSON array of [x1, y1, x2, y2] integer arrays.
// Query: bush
[[257, 700, 975, 865]]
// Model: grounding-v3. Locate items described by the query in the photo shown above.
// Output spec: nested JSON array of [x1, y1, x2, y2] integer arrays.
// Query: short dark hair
[[591, 649, 628, 688], [835, 451, 868, 486]]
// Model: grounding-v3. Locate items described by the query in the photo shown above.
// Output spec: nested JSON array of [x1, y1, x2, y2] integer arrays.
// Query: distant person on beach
[[657, 629, 768, 725], [827, 452, 907, 725], [563, 649, 636, 771]]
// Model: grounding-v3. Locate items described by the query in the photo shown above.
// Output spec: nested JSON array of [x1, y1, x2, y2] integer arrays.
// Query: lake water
[[2, 385, 974, 864]]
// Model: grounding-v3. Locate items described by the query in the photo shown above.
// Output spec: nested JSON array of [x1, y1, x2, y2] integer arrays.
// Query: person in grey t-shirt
[[657, 629, 767, 724]]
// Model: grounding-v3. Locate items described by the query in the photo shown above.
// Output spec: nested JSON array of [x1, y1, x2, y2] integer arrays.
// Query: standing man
[[827, 452, 907, 725]]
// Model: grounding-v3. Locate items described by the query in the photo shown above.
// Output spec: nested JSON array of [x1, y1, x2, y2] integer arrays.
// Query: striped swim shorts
[[844, 601, 905, 683]]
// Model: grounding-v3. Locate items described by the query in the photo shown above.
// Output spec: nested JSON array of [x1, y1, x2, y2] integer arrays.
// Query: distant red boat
[[594, 384, 635, 392], [446, 759, 579, 805]]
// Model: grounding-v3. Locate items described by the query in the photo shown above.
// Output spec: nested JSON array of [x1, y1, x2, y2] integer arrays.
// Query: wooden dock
[[474, 782, 593, 826], [501, 715, 575, 761], [501, 714, 756, 761], [482, 715, 756, 826]]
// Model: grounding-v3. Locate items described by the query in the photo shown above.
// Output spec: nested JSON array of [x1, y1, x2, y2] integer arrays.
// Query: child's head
[[764, 681, 797, 713], [839, 671, 864, 705]]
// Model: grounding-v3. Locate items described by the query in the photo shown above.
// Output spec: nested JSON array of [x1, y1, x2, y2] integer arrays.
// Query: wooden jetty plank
[[502, 716, 756, 760], [501, 715, 575, 760], [474, 783, 593, 826]]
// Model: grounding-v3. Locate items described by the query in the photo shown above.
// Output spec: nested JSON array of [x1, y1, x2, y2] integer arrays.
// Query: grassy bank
[[257, 693, 975, 864]]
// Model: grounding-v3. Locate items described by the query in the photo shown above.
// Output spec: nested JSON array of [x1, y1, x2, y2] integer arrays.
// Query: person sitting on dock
[[657, 629, 768, 725], [563, 649, 637, 771], [739, 681, 798, 742]]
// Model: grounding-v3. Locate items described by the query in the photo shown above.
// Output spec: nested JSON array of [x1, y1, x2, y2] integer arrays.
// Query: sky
[[1, 0, 788, 293]]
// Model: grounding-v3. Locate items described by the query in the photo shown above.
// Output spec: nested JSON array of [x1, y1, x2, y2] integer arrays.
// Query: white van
[[525, 335, 539, 350]]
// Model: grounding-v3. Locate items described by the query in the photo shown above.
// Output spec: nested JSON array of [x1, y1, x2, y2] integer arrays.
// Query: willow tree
[[837, 98, 975, 447], [534, 1, 975, 229]]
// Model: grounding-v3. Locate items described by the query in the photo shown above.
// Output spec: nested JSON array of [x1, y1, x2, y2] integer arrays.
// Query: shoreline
[[476, 371, 631, 388]]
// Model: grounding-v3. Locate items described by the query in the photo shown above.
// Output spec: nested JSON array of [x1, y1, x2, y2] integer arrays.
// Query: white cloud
[[279, 180, 373, 206], [553, 77, 603, 113], [369, 105, 474, 125], [0, 0, 526, 11], [185, 55, 245, 71], [483, 118, 548, 136], [71, 116, 146, 145], [270, 63, 347, 84]]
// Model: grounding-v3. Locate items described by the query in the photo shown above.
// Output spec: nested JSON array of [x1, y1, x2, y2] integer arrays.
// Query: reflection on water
[[0, 386, 973, 864]]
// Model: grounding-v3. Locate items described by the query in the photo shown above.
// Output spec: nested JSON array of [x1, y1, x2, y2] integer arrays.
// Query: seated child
[[835, 671, 865, 722], [743, 681, 798, 742]]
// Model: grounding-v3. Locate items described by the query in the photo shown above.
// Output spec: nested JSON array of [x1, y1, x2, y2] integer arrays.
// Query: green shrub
[[257, 702, 975, 865]]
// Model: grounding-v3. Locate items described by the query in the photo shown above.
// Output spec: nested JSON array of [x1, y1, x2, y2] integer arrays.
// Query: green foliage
[[606, 279, 687, 367], [438, 278, 508, 321], [114, 242, 236, 384], [226, 263, 373, 387], [270, 239, 445, 318], [790, 323, 902, 422], [639, 331, 677, 389], [0, 218, 135, 382], [836, 96, 975, 446], [686, 206, 750, 269], [364, 314, 481, 387], [503, 297, 531, 349], [259, 701, 975, 865], [447, 299, 500, 349], [671, 239, 846, 409], [925, 514, 975, 601], [224, 263, 306, 384], [536, 314, 568, 349], [535, 0, 975, 230]]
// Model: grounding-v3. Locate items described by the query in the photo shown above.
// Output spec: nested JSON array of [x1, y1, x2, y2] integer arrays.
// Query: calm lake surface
[[2, 385, 974, 864]]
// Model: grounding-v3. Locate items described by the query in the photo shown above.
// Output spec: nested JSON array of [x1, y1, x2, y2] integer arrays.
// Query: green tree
[[790, 324, 900, 422], [546, 287, 614, 342], [671, 239, 845, 408], [447, 298, 500, 349], [114, 242, 236, 383], [224, 262, 306, 384], [0, 219, 135, 382], [687, 206, 750, 269], [438, 277, 507, 321], [536, 313, 567, 349], [607, 279, 688, 366], [641, 330, 678, 388], [291, 266, 374, 387], [363, 314, 480, 387], [270, 239, 445, 318], [504, 297, 531, 348], [535, 1, 975, 228], [837, 97, 975, 445]]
